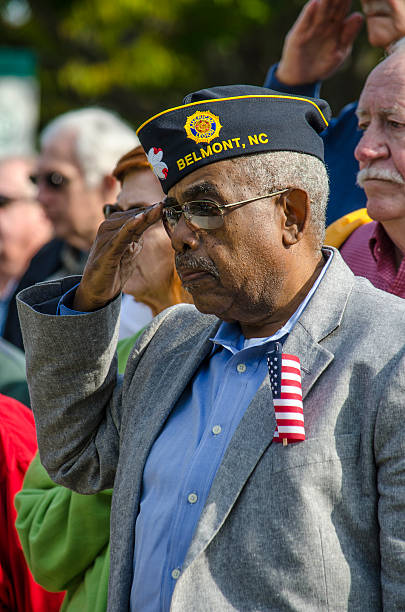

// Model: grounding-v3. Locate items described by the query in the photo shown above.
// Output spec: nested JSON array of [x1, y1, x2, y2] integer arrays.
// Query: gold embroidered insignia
[[184, 110, 222, 144]]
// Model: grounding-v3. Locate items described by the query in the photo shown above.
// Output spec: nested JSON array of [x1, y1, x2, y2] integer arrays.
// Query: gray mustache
[[175, 253, 220, 279], [357, 167, 405, 187]]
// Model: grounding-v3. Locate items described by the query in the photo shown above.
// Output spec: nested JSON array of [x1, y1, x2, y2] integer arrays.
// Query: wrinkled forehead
[[39, 129, 79, 168], [358, 53, 405, 114]]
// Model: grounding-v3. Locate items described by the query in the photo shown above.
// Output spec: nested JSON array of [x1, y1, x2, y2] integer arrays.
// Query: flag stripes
[[267, 344, 305, 445]]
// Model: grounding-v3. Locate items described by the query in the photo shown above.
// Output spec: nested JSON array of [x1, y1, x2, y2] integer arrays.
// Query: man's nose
[[354, 125, 389, 165], [170, 215, 200, 253]]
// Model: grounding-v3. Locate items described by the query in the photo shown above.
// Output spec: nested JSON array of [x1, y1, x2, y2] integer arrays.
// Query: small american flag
[[266, 342, 305, 446]]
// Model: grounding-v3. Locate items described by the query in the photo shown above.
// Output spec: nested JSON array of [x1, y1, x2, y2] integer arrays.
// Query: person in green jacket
[[15, 145, 191, 611]]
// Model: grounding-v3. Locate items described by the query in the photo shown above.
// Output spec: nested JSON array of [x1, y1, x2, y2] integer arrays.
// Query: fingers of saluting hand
[[74, 202, 164, 312], [315, 0, 354, 22], [101, 201, 163, 255], [340, 12, 364, 48], [296, 0, 362, 33]]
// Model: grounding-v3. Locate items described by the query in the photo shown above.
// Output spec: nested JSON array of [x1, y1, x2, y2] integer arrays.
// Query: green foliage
[[0, 0, 376, 130]]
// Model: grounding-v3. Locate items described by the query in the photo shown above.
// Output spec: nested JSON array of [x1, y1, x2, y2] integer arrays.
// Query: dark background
[[0, 0, 384, 132]]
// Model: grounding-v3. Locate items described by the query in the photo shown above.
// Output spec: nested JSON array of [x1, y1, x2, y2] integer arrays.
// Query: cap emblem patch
[[184, 110, 222, 144], [147, 147, 168, 180]]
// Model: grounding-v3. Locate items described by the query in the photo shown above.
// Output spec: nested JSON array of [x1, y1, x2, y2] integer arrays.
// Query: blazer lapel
[[128, 317, 222, 464], [283, 322, 334, 399], [285, 248, 355, 399]]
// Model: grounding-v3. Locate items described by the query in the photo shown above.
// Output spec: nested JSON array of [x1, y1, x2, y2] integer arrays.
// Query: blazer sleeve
[[16, 277, 125, 493], [374, 352, 405, 610]]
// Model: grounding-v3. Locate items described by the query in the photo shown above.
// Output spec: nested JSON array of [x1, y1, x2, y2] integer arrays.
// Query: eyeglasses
[[0, 194, 17, 207], [162, 188, 289, 234], [103, 202, 152, 219], [30, 171, 70, 190]]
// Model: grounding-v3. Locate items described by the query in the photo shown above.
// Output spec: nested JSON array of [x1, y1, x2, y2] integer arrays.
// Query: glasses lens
[[103, 204, 118, 219], [185, 201, 223, 230], [162, 207, 182, 235], [0, 195, 13, 207], [48, 172, 67, 189], [30, 172, 68, 190]]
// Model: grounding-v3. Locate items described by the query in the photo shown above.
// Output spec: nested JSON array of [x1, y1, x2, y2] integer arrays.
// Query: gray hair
[[40, 107, 140, 188], [234, 151, 329, 248]]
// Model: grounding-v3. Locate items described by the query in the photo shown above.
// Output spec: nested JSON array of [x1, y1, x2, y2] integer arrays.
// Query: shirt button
[[171, 568, 181, 580], [212, 425, 222, 435], [237, 363, 246, 373], [187, 492, 198, 504]]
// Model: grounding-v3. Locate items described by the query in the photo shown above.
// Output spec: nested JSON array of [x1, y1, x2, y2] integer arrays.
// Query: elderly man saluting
[[17, 86, 405, 611]]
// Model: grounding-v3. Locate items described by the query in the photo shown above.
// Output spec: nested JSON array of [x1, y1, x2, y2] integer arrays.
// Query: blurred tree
[[0, 0, 381, 132]]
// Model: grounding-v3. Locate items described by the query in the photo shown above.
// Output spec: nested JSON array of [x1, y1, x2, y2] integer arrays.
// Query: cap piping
[[136, 94, 329, 135]]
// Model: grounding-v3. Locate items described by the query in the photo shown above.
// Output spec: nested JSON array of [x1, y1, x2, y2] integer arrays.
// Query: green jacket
[[15, 329, 143, 611]]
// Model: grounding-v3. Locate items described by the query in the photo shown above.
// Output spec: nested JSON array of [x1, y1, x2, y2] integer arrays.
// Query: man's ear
[[101, 174, 118, 200], [280, 188, 310, 247]]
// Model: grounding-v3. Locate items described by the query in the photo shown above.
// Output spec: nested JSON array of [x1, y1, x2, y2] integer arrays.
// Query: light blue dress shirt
[[57, 249, 333, 611]]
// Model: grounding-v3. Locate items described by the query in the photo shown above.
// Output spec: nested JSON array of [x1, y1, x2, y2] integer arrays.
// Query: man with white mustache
[[264, 0, 405, 225], [337, 40, 405, 297]]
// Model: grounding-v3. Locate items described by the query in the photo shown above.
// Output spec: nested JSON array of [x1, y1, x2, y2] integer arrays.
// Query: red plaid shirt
[[340, 221, 405, 298]]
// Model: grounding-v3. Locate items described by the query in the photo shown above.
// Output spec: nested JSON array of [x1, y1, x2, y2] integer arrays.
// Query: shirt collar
[[210, 247, 334, 354]]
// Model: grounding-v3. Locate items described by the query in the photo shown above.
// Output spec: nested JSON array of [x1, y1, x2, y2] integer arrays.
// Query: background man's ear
[[280, 187, 310, 246], [100, 174, 118, 199]]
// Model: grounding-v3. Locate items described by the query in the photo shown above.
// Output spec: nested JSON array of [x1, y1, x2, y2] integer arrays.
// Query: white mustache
[[357, 167, 405, 187]]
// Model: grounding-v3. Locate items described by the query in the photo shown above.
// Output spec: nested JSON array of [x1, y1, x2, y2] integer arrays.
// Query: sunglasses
[[103, 202, 154, 219], [0, 194, 35, 207], [30, 171, 70, 190], [0, 194, 17, 207], [162, 188, 289, 234]]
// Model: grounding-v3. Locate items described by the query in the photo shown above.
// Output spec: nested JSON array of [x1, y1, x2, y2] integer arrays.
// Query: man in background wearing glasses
[[31, 107, 138, 281], [18, 85, 405, 611]]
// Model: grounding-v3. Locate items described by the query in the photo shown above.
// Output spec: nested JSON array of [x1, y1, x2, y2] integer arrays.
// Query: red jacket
[[0, 393, 64, 611]]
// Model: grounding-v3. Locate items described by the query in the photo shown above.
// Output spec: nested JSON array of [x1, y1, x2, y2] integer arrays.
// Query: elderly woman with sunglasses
[[15, 146, 191, 612]]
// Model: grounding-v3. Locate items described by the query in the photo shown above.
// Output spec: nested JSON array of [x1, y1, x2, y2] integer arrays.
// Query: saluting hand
[[276, 0, 364, 86], [73, 202, 164, 312]]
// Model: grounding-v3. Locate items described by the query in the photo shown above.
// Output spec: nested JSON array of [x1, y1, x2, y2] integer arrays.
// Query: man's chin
[[187, 289, 232, 318], [366, 195, 405, 222]]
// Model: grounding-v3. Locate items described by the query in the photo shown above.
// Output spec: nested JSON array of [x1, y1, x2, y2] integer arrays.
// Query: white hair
[[236, 151, 329, 248], [40, 107, 140, 188]]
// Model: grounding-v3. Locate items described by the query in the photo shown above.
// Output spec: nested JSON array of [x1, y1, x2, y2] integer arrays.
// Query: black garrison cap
[[136, 84, 331, 193]]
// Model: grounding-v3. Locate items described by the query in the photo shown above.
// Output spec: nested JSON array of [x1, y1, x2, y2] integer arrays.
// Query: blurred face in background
[[355, 51, 405, 222], [0, 158, 52, 282], [116, 167, 180, 315], [35, 130, 110, 251], [361, 0, 405, 48]]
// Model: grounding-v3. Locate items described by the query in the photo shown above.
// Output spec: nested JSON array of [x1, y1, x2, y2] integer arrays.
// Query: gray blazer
[[17, 250, 405, 611]]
